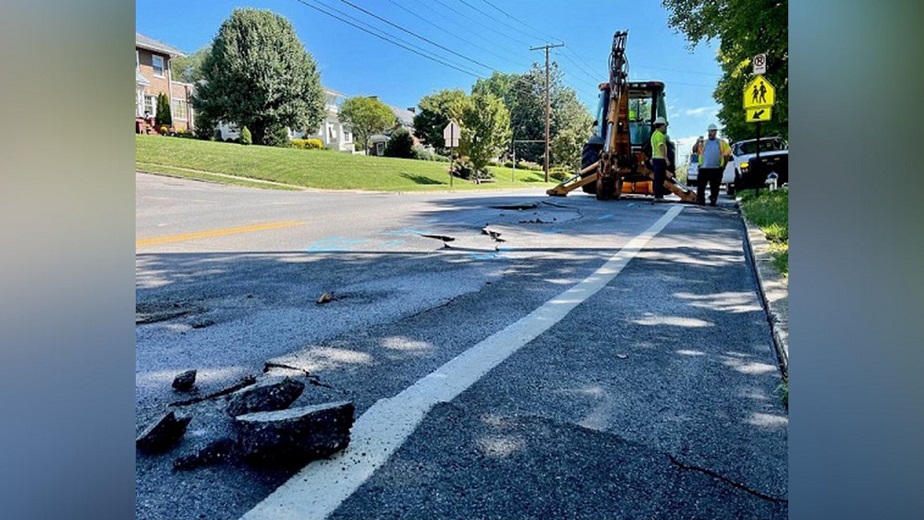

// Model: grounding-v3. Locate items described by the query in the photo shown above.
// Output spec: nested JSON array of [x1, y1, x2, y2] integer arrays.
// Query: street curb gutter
[[737, 203, 789, 375]]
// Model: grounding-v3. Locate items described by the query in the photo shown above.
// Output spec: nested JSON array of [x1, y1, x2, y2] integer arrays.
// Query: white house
[[215, 87, 355, 152], [296, 88, 355, 152]]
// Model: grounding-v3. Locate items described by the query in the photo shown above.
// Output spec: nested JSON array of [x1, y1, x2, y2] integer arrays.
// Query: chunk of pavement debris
[[136, 411, 192, 454], [481, 227, 505, 242], [317, 292, 335, 304], [172, 370, 197, 392], [226, 376, 305, 417], [234, 401, 355, 466], [616, 353, 629, 360], [173, 438, 236, 471], [420, 234, 455, 242]]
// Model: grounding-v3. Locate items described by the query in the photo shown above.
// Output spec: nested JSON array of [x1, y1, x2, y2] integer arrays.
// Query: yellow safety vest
[[697, 138, 731, 167]]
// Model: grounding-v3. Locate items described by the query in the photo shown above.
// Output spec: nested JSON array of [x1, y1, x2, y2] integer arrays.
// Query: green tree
[[662, 0, 788, 141], [155, 93, 172, 128], [192, 8, 325, 145], [171, 45, 210, 83], [453, 93, 512, 177], [339, 96, 396, 155], [384, 128, 415, 158], [412, 89, 466, 152], [240, 126, 252, 145], [551, 88, 593, 169]]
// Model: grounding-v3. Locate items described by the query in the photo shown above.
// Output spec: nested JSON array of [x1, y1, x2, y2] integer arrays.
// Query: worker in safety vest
[[650, 117, 669, 201], [693, 123, 732, 206]]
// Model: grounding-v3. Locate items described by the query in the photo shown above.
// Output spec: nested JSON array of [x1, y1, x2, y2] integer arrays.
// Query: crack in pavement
[[668, 454, 788, 504]]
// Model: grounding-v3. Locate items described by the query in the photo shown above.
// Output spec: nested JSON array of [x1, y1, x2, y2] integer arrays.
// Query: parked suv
[[723, 136, 789, 195]]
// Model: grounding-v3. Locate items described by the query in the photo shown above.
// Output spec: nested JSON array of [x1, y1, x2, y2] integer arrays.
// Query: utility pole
[[530, 42, 565, 182]]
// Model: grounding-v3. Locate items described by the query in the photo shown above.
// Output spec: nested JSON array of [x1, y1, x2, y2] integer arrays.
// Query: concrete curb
[[737, 202, 789, 375]]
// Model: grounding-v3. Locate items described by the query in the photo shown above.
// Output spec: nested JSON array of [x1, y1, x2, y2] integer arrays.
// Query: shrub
[[263, 125, 292, 147], [158, 125, 170, 135], [155, 93, 172, 128], [451, 160, 492, 181], [412, 146, 450, 162], [291, 138, 324, 150], [240, 126, 252, 145], [384, 128, 415, 158], [502, 160, 515, 168], [549, 167, 573, 182], [518, 160, 544, 171]]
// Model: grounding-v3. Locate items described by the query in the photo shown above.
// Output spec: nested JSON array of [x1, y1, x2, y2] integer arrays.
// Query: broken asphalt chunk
[[173, 438, 236, 471], [481, 227, 505, 242], [226, 376, 305, 417], [172, 370, 197, 392], [234, 401, 355, 466], [136, 411, 192, 454], [420, 234, 455, 242], [317, 292, 335, 304], [490, 203, 537, 210]]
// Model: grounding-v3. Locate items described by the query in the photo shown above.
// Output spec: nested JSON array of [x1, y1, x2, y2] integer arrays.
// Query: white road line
[[240, 205, 684, 520]]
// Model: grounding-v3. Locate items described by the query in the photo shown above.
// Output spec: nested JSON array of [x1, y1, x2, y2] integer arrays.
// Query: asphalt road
[[136, 173, 787, 519]]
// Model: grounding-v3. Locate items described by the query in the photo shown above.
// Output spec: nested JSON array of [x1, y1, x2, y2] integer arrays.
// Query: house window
[[172, 99, 188, 120], [152, 55, 165, 77], [144, 95, 156, 117], [376, 142, 385, 155], [343, 130, 351, 142]]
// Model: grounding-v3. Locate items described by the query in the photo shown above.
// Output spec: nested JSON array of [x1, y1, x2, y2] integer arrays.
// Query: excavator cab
[[580, 82, 672, 194]]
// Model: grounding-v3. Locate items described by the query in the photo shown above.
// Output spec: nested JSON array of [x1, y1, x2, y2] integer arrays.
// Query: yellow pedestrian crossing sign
[[743, 75, 775, 109], [746, 107, 772, 123]]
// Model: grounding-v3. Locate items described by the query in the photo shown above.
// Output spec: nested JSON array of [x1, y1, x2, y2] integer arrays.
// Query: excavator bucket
[[664, 177, 698, 202]]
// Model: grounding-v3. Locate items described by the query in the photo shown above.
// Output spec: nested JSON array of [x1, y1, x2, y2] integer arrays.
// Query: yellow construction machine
[[547, 31, 696, 202]]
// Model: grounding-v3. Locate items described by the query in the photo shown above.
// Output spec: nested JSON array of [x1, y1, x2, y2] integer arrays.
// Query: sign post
[[443, 121, 460, 188], [743, 73, 776, 195]]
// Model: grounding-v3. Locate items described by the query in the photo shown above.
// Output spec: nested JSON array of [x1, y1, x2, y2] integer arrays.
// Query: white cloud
[[681, 105, 719, 117]]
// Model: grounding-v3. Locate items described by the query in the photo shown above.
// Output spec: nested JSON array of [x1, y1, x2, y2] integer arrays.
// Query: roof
[[391, 106, 415, 127], [323, 87, 346, 98], [136, 32, 187, 57]]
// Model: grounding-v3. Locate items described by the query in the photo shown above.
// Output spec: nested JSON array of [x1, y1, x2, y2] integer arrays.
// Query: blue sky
[[137, 0, 723, 161]]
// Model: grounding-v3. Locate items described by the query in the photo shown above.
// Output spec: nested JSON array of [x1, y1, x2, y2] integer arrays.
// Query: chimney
[[407, 107, 416, 114]]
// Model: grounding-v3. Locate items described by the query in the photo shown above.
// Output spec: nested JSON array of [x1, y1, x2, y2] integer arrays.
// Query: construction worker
[[693, 123, 732, 206], [650, 117, 669, 201]]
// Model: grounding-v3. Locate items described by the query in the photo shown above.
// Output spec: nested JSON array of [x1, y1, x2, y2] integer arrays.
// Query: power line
[[382, 0, 534, 70], [458, 0, 544, 45], [337, 0, 496, 74], [553, 49, 601, 85], [292, 0, 482, 78], [478, 0, 561, 44], [430, 0, 536, 48]]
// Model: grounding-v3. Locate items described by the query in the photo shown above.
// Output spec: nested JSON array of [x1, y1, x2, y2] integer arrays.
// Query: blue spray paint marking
[[306, 237, 368, 252], [468, 247, 510, 261], [381, 227, 430, 237]]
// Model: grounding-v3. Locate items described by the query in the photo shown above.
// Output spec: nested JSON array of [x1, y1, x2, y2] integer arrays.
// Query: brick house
[[135, 32, 195, 133]]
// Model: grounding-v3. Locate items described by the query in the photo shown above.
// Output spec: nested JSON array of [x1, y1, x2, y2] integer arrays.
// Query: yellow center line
[[136, 221, 304, 247]]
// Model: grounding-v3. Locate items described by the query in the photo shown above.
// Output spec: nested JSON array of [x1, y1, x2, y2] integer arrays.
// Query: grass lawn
[[136, 134, 556, 192], [739, 189, 788, 276]]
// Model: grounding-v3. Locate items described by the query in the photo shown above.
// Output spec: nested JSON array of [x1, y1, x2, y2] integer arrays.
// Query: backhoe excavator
[[547, 31, 697, 202]]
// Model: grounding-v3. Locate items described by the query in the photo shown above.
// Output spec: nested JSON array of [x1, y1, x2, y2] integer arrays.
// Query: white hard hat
[[654, 117, 667, 126], [707, 123, 718, 131]]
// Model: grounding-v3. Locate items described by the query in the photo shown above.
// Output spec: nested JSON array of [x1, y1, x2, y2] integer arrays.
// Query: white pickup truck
[[723, 136, 789, 195]]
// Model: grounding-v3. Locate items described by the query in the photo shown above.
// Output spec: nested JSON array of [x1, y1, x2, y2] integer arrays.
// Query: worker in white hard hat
[[650, 116, 670, 201], [692, 123, 732, 206]]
